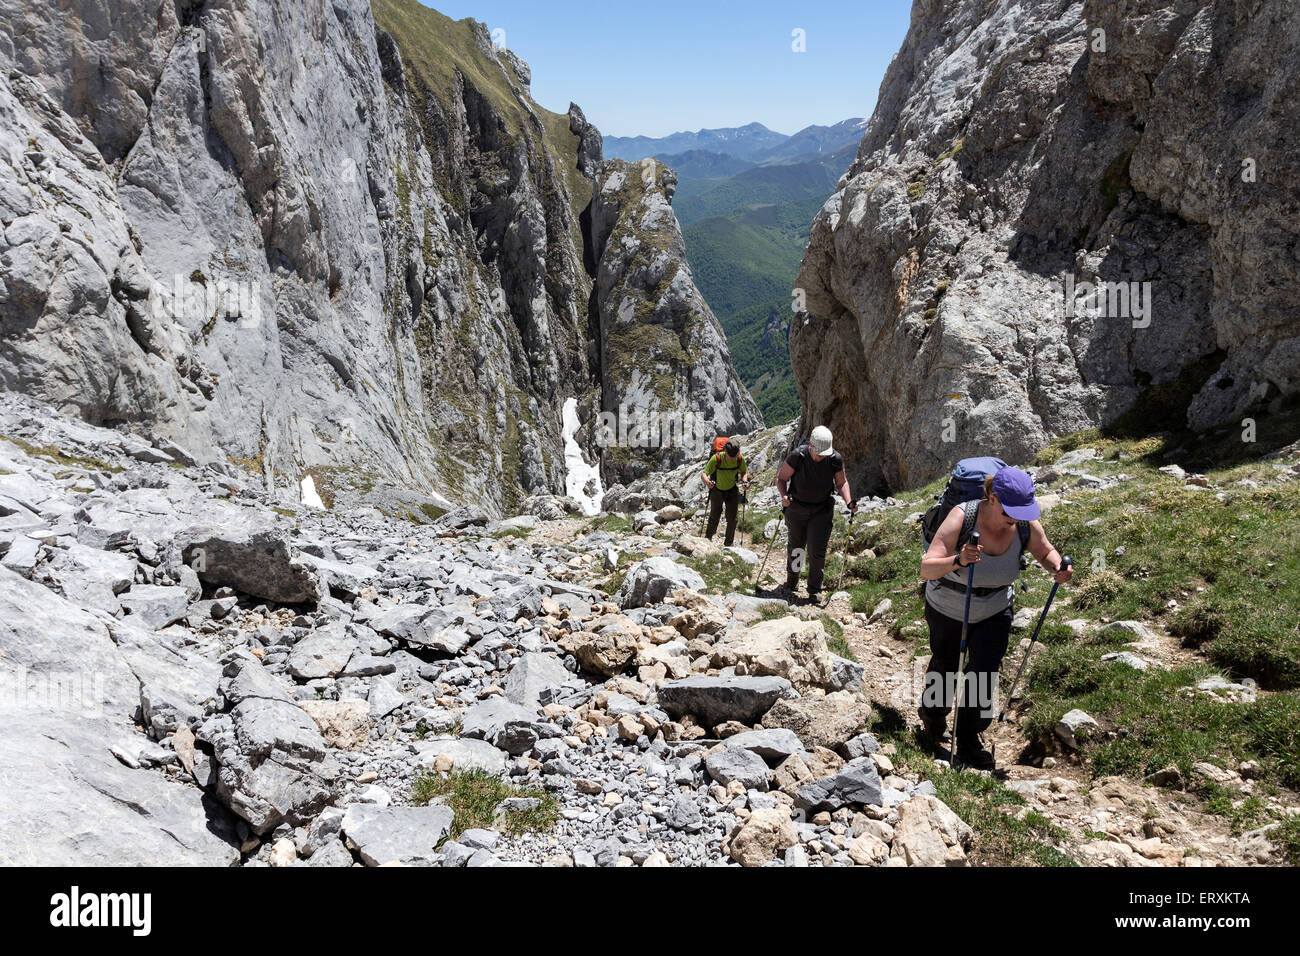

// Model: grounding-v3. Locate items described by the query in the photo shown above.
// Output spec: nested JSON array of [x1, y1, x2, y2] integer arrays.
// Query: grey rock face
[[118, 584, 189, 630], [724, 728, 807, 763], [286, 625, 359, 680], [656, 675, 797, 727], [504, 652, 575, 709], [0, 567, 238, 865], [704, 747, 771, 791], [413, 737, 509, 775], [0, 0, 756, 517], [204, 652, 339, 834], [791, 0, 1300, 491], [460, 699, 550, 756], [590, 157, 763, 485]]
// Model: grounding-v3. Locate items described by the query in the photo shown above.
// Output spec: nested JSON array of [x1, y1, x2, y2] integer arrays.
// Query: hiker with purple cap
[[917, 464, 1073, 768]]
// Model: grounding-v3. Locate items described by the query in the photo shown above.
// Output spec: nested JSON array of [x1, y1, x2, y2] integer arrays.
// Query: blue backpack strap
[[955, 499, 979, 550]]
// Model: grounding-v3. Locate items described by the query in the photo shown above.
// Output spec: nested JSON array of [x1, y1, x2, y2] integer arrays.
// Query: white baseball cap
[[810, 425, 834, 457]]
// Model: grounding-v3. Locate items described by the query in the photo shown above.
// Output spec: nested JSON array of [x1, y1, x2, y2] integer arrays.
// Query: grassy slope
[[724, 402, 1300, 862], [678, 196, 824, 425], [673, 156, 843, 227], [370, 0, 589, 250], [670, 143, 855, 425]]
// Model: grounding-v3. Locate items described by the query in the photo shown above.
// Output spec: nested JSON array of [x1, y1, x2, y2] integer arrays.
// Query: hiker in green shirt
[[702, 439, 749, 547]]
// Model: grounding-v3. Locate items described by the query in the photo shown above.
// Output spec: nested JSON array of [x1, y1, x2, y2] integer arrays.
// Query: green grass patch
[[2, 435, 123, 473], [410, 768, 558, 839], [419, 503, 448, 522], [1021, 643, 1300, 798], [1274, 816, 1300, 865], [681, 551, 749, 594], [584, 513, 633, 535], [1028, 460, 1300, 689], [491, 526, 531, 541]]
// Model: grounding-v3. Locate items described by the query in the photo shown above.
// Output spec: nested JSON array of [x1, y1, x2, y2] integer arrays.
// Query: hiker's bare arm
[[833, 469, 856, 511], [1028, 520, 1072, 582], [776, 462, 795, 506], [921, 506, 978, 579]]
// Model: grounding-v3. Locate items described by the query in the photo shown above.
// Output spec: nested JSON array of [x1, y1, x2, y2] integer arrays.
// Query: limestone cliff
[[791, 0, 1299, 492], [591, 157, 763, 484], [0, 0, 755, 514]]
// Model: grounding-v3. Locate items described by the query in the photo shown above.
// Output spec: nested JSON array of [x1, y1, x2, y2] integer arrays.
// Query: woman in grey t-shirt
[[917, 466, 1073, 767]]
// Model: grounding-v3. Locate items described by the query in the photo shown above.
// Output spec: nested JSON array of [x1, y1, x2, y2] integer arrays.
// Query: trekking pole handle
[[1058, 556, 1072, 572]]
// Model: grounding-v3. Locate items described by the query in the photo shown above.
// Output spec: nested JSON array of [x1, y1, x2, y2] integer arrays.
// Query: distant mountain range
[[604, 118, 865, 165], [603, 121, 864, 424]]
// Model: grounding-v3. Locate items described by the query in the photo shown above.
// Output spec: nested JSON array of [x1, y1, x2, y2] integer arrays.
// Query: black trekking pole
[[831, 499, 858, 594], [739, 487, 748, 547], [754, 506, 786, 592], [998, 556, 1073, 723], [950, 530, 980, 768]]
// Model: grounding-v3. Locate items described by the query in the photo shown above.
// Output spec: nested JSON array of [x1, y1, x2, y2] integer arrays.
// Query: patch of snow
[[300, 474, 325, 509], [562, 398, 602, 516]]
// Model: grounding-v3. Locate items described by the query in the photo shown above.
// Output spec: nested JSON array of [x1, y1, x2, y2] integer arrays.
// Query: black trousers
[[918, 599, 1013, 742], [705, 486, 740, 546], [785, 498, 834, 594]]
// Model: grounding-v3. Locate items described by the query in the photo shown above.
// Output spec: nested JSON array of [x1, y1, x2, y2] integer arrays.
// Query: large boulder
[[341, 804, 455, 866], [793, 757, 884, 813], [460, 699, 553, 756], [716, 616, 836, 690], [558, 615, 642, 677], [656, 675, 797, 727], [726, 807, 797, 867], [36, 542, 136, 615], [200, 651, 339, 834], [413, 737, 509, 775], [182, 526, 325, 605], [890, 795, 973, 867], [298, 699, 371, 751], [704, 747, 771, 791], [724, 728, 807, 764], [761, 693, 872, 751], [615, 557, 706, 609], [505, 652, 579, 709], [286, 624, 359, 680], [118, 584, 189, 630]]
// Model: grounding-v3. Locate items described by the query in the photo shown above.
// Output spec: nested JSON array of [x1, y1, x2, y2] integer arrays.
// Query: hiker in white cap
[[773, 425, 856, 603]]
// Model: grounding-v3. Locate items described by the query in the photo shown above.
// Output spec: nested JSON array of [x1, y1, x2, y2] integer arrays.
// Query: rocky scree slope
[[0, 0, 753, 516], [791, 0, 1300, 493], [4, 391, 1294, 866], [2, 390, 965, 867]]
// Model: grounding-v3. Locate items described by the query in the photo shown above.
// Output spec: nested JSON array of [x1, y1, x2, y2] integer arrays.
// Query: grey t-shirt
[[925, 532, 1025, 623]]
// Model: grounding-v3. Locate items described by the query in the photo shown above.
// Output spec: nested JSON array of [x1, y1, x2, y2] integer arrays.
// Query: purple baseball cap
[[992, 466, 1040, 521]]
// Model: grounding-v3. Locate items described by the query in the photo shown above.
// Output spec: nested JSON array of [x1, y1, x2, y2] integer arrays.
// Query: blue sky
[[425, 0, 913, 138]]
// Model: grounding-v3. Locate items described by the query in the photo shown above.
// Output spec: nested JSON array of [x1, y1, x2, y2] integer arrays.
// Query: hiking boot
[[768, 583, 796, 602], [804, 591, 826, 607], [955, 736, 996, 770], [918, 711, 951, 747]]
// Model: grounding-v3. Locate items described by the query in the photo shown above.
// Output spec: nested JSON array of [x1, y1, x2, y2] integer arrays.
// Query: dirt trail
[[523, 512, 1290, 866]]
